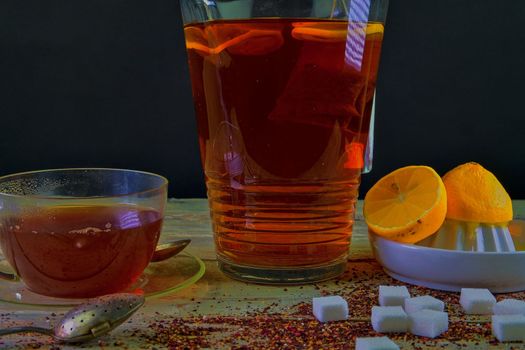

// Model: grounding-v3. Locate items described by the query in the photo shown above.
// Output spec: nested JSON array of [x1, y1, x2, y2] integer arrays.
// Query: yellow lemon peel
[[442, 162, 512, 223]]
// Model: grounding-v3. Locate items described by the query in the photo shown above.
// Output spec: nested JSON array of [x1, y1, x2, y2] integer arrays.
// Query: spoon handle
[[0, 326, 53, 337]]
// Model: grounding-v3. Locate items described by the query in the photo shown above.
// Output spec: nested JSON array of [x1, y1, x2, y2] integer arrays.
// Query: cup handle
[[0, 259, 19, 281], [0, 271, 18, 281]]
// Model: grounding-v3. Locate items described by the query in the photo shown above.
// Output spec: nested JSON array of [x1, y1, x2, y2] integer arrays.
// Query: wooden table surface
[[1, 199, 525, 349]]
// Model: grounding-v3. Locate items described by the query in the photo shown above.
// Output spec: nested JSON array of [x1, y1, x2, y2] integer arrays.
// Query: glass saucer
[[0, 252, 205, 308]]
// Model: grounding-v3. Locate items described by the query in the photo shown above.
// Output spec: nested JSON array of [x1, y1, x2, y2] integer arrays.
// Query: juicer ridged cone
[[417, 219, 515, 252]]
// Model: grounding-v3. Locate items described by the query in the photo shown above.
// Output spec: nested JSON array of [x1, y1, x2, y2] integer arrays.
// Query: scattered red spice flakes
[[137, 261, 525, 349], [143, 317, 229, 348], [144, 315, 375, 349], [141, 310, 502, 350]]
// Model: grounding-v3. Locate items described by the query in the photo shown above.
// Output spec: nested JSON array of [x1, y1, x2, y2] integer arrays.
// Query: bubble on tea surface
[[75, 238, 88, 249]]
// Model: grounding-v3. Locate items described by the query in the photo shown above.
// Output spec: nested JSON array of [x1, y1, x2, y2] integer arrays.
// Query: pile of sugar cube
[[461, 288, 525, 343], [371, 285, 448, 341], [312, 286, 525, 349]]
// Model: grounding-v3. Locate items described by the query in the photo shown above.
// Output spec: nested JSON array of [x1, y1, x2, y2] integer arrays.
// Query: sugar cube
[[460, 288, 496, 315], [379, 285, 410, 306], [492, 314, 525, 342], [408, 309, 448, 338], [356, 336, 400, 350], [493, 299, 525, 315], [371, 306, 408, 333], [404, 295, 445, 314], [312, 296, 348, 322]]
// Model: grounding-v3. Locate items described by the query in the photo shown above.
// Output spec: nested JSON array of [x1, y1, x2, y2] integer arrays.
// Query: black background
[[1, 1, 524, 198]]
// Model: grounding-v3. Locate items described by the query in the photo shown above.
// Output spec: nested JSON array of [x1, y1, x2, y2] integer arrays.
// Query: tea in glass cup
[[0, 168, 167, 298]]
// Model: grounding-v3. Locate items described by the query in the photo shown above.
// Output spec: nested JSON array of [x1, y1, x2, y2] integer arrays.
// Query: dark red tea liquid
[[0, 205, 162, 298], [184, 19, 384, 268]]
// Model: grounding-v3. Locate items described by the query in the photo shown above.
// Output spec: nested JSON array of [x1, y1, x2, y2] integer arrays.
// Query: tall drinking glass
[[180, 0, 389, 283]]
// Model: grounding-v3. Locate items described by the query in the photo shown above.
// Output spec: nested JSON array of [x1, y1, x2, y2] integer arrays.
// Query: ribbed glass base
[[218, 256, 347, 285]]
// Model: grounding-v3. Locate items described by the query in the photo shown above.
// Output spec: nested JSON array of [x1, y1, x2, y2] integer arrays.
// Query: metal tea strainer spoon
[[0, 293, 144, 343]]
